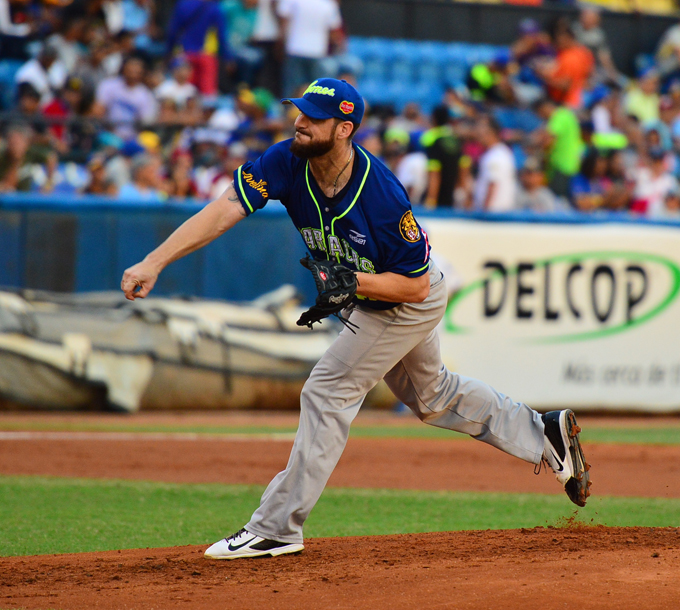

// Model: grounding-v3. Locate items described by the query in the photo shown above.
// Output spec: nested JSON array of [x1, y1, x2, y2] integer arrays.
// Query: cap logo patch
[[339, 100, 354, 114], [399, 211, 421, 243], [304, 80, 335, 97]]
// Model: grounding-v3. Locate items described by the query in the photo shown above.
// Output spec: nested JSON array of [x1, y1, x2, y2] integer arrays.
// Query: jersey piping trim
[[304, 145, 372, 263], [330, 147, 371, 262], [237, 165, 254, 214], [304, 163, 327, 258], [408, 262, 430, 274]]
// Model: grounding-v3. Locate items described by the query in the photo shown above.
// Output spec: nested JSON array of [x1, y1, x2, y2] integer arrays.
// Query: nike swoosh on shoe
[[228, 536, 257, 551]]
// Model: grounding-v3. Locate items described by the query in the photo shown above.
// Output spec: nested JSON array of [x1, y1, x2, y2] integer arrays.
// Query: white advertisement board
[[423, 218, 680, 412]]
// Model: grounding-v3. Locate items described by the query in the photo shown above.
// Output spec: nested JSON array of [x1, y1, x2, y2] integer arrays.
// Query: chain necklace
[[331, 148, 354, 197]]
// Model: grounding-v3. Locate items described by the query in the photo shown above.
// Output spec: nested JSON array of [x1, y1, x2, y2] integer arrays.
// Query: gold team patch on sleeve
[[399, 210, 421, 242]]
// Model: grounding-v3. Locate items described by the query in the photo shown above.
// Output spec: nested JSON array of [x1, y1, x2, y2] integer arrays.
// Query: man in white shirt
[[93, 56, 158, 140], [632, 148, 679, 217], [156, 57, 198, 107], [277, 0, 343, 95], [473, 115, 517, 212], [15, 42, 67, 107]]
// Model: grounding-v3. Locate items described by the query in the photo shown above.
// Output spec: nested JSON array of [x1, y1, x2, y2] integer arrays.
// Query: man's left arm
[[355, 271, 429, 303]]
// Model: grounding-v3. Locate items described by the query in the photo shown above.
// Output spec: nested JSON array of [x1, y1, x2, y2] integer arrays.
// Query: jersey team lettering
[[339, 100, 354, 114], [242, 171, 269, 198], [304, 80, 336, 97], [299, 228, 376, 273], [399, 211, 421, 243]]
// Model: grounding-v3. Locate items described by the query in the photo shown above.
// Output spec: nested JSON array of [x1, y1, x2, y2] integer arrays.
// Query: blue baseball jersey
[[233, 139, 431, 310]]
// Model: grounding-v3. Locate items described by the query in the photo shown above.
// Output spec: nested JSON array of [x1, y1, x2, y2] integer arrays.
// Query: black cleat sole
[[564, 411, 591, 507]]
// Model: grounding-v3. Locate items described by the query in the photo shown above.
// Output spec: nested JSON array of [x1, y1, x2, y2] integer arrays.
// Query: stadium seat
[[443, 60, 468, 87], [358, 78, 392, 105], [391, 58, 415, 83], [362, 57, 388, 82], [493, 107, 542, 133], [0, 60, 23, 110], [416, 41, 448, 65], [348, 37, 509, 110], [417, 60, 442, 84]]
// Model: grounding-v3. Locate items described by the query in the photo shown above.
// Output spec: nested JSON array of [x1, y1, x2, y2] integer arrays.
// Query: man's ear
[[336, 120, 355, 141]]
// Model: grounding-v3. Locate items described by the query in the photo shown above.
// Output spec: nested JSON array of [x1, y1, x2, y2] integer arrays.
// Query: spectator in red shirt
[[43, 76, 85, 143], [537, 18, 594, 109]]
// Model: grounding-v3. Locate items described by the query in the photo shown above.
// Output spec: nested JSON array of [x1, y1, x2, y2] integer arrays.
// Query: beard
[[289, 124, 338, 159]]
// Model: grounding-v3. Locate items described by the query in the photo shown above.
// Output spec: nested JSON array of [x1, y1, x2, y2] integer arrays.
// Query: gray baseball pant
[[245, 263, 545, 544]]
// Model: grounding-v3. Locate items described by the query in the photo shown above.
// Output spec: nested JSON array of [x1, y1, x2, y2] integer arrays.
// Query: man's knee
[[299, 376, 335, 416]]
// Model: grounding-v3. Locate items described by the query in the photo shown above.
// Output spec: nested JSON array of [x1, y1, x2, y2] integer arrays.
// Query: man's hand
[[118, 183, 247, 301], [121, 260, 162, 300]]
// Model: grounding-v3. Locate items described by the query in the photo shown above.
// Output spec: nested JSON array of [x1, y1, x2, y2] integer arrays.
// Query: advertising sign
[[424, 219, 680, 411]]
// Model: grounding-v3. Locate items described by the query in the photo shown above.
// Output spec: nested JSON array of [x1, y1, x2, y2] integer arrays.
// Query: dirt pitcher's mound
[[2, 527, 678, 610]]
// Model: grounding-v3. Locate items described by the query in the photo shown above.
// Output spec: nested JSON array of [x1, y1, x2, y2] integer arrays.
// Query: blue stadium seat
[[363, 57, 388, 81], [358, 78, 393, 105], [409, 81, 444, 113], [493, 107, 542, 133], [417, 60, 442, 84], [391, 58, 415, 83], [347, 36, 369, 56], [443, 60, 468, 87], [0, 60, 23, 110], [390, 40, 417, 61], [353, 37, 390, 59], [444, 44, 469, 63], [348, 37, 510, 110], [370, 38, 399, 61], [476, 45, 501, 64]]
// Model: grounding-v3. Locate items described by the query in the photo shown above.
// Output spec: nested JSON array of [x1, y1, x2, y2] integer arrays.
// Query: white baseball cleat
[[541, 409, 592, 507], [204, 528, 304, 560]]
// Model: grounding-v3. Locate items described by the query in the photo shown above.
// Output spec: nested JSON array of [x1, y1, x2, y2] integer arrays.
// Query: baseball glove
[[297, 254, 359, 332]]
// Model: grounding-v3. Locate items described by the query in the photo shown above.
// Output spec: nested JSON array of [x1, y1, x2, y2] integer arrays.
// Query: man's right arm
[[121, 184, 246, 300]]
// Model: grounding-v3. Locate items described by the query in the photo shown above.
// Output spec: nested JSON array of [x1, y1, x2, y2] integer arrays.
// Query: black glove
[[297, 255, 359, 332]]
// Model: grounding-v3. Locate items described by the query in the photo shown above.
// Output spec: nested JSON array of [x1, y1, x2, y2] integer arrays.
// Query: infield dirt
[[1, 527, 679, 609]]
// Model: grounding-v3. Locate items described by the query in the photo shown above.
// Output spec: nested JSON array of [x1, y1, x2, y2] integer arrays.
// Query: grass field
[[2, 419, 680, 445], [2, 475, 679, 557]]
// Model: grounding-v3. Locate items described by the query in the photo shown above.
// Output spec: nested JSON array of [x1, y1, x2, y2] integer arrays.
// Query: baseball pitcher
[[121, 78, 591, 560]]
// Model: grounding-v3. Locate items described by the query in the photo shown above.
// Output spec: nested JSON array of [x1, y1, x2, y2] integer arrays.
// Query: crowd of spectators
[[0, 0, 679, 219], [371, 7, 680, 218]]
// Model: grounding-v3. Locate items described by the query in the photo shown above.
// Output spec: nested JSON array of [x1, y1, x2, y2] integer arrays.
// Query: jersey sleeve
[[232, 141, 292, 215], [374, 182, 431, 277]]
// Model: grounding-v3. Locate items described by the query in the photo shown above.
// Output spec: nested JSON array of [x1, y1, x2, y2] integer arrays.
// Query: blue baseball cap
[[282, 78, 364, 125]]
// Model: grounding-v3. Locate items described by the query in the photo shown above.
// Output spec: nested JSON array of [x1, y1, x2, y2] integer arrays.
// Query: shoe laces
[[225, 528, 247, 541], [534, 458, 548, 475]]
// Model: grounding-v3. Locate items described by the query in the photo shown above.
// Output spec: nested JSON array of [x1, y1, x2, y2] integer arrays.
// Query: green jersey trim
[[237, 165, 254, 214], [409, 262, 430, 274], [304, 145, 372, 263], [330, 147, 371, 262], [305, 163, 327, 257]]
